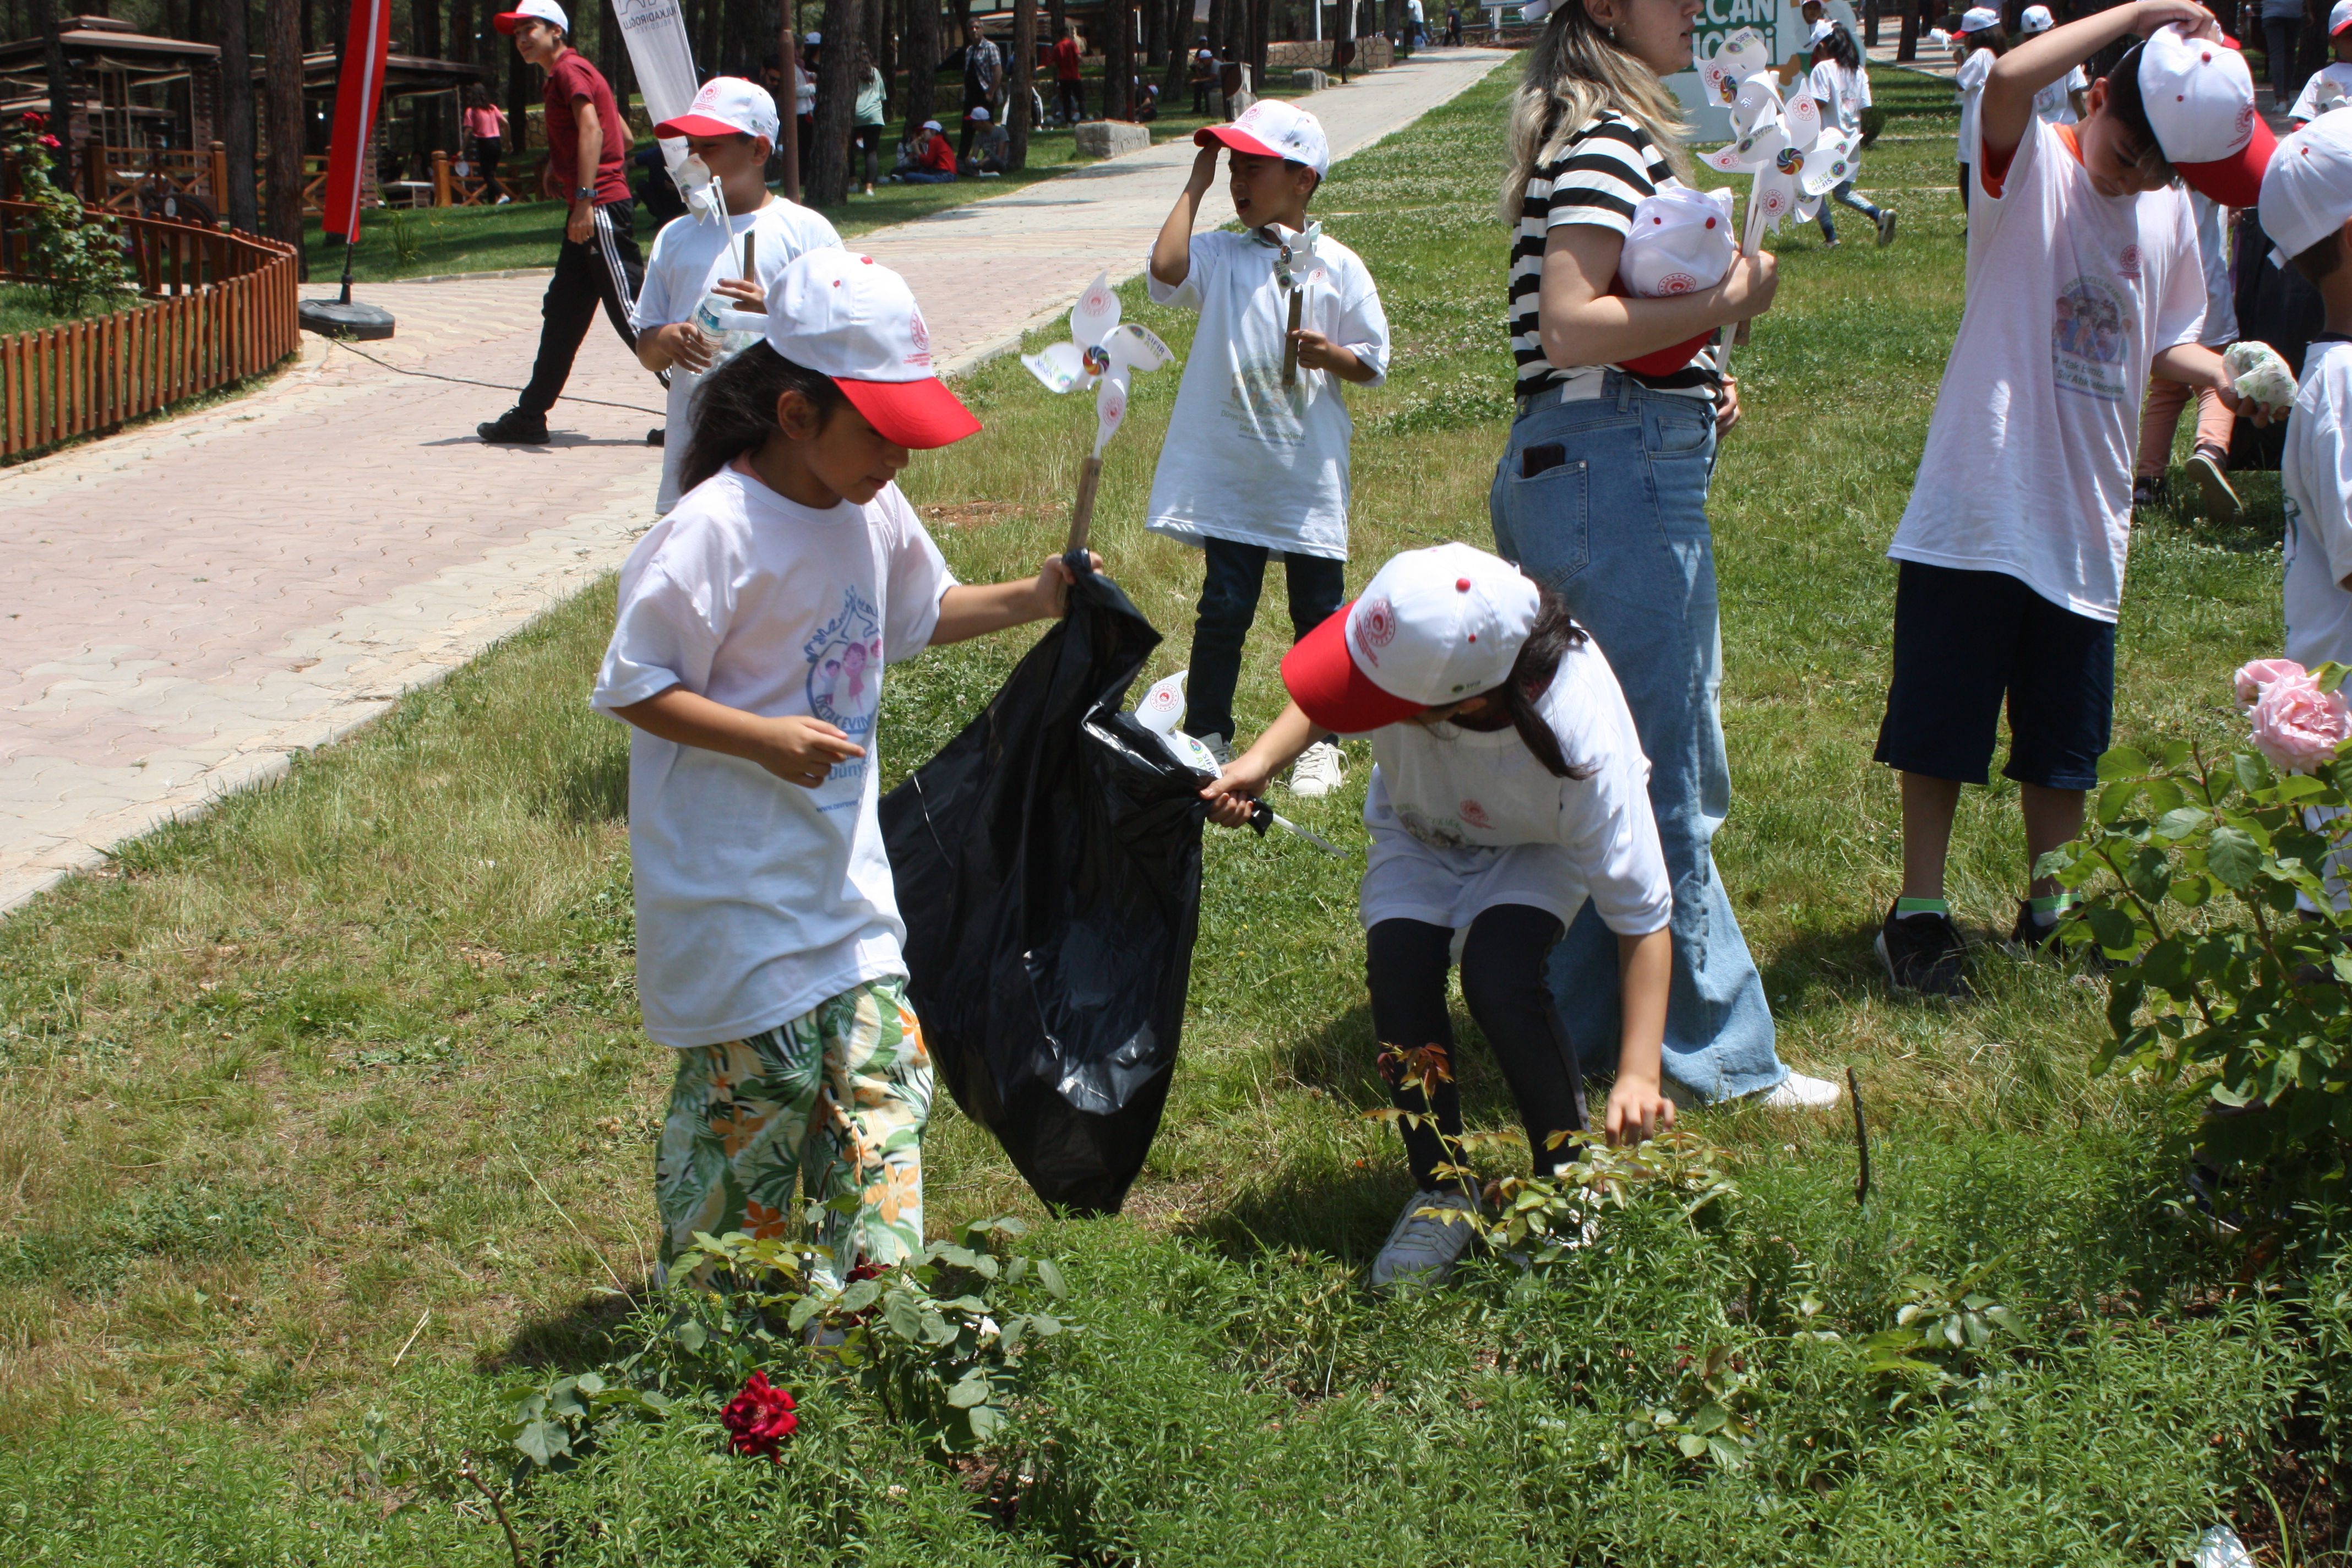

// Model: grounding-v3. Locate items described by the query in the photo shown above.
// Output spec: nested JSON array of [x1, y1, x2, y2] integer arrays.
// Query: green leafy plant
[[494, 1369, 674, 1469], [3, 110, 136, 313], [1622, 1343, 1765, 1470], [1858, 1255, 2023, 1409], [1431, 1127, 1743, 1267]]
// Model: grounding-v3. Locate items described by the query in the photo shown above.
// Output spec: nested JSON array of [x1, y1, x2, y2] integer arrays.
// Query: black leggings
[[1367, 906, 1589, 1192]]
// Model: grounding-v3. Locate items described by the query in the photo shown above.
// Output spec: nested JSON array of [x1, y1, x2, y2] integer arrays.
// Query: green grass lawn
[[308, 73, 1316, 285], [0, 280, 137, 337], [5, 61, 2349, 1565]]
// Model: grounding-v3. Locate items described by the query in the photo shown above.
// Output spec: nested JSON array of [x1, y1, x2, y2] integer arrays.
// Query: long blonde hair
[[1500, 0, 1692, 221]]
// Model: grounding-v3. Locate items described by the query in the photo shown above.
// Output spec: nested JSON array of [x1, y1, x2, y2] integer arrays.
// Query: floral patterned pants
[[656, 977, 932, 1286]]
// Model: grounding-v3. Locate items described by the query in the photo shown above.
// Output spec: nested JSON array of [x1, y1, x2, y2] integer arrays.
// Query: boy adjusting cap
[[493, 0, 566, 32], [765, 251, 981, 450], [655, 76, 781, 141], [2138, 22, 2275, 206], [1281, 543, 1539, 733], [2260, 111, 2352, 262], [1195, 100, 1331, 177]]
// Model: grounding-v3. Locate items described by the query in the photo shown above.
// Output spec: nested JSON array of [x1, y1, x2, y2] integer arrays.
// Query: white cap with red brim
[[1281, 543, 1540, 733], [765, 251, 980, 451], [2332, 0, 2352, 37], [654, 77, 781, 142], [2262, 111, 2352, 262], [1958, 8, 2002, 32], [2140, 23, 2275, 206], [493, 0, 566, 32], [1194, 100, 1331, 177]]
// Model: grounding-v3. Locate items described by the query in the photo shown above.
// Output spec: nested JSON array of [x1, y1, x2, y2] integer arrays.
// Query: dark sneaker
[[2008, 901, 2121, 968], [477, 407, 548, 444], [646, 427, 665, 447], [2187, 449, 2240, 519], [1876, 209, 1898, 247], [2131, 472, 2169, 511], [1876, 903, 1973, 998]]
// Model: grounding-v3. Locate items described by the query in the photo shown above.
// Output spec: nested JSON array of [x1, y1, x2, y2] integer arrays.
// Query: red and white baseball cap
[[2261, 110, 2352, 261], [655, 77, 780, 143], [1957, 8, 2002, 34], [2332, 0, 2352, 37], [2138, 23, 2275, 206], [1620, 184, 1735, 297], [765, 250, 980, 450], [1281, 543, 1540, 733], [493, 0, 567, 34], [1195, 100, 1331, 177]]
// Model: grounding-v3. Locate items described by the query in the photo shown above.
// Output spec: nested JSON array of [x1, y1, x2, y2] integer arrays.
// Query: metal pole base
[[297, 299, 396, 340]]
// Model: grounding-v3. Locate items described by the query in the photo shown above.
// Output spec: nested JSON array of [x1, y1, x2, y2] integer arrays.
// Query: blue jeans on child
[[1489, 372, 1785, 1102], [1815, 179, 1881, 243], [1184, 536, 1346, 744]]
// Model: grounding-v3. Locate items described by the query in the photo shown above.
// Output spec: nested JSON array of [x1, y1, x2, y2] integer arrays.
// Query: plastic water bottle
[[690, 230, 762, 367]]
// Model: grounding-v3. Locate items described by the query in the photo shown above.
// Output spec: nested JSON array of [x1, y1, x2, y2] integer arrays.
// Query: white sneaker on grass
[[1369, 1189, 1478, 1290], [1762, 1070, 1843, 1109], [1288, 739, 1345, 798], [1196, 732, 1232, 768]]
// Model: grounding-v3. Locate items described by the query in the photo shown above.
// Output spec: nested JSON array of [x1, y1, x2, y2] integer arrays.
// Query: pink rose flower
[[2235, 657, 2307, 709], [2251, 671, 2351, 772]]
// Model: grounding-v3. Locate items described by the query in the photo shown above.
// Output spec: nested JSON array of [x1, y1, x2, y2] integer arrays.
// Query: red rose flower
[[21, 111, 43, 128], [38, 134, 59, 150], [719, 1370, 798, 1461]]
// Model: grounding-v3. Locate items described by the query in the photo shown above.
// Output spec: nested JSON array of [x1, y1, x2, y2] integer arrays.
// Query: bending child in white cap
[[593, 251, 1102, 1286], [2289, 0, 2352, 123], [1201, 543, 1675, 1291], [1871, 5, 2289, 999], [1953, 8, 2010, 227], [1145, 100, 1391, 800], [633, 77, 840, 517]]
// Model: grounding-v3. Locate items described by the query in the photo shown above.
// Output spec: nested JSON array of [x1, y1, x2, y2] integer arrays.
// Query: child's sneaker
[[1197, 732, 1233, 768], [1762, 1070, 1843, 1108], [1369, 1190, 1478, 1290], [2187, 448, 2241, 519], [1876, 902, 1973, 999], [1288, 739, 1345, 798], [2132, 472, 2169, 511], [1876, 209, 1898, 247], [2008, 900, 2118, 968]]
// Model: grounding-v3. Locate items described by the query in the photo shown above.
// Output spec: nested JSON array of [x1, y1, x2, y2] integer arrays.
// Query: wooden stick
[[1281, 287, 1304, 388], [1068, 455, 1103, 555], [739, 230, 756, 306]]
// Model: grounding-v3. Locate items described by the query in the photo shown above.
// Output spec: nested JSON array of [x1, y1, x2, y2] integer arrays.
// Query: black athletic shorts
[[1872, 559, 2115, 792]]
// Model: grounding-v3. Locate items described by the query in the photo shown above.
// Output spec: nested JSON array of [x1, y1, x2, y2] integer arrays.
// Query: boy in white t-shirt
[[2263, 112, 2352, 670], [1872, 6, 2285, 998], [594, 250, 1097, 1282], [2289, 0, 2352, 124], [633, 78, 841, 516], [2019, 6, 2089, 122], [1145, 100, 1391, 796]]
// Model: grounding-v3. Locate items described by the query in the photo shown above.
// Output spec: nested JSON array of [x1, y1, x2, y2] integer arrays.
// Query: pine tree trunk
[[805, 0, 861, 203], [30, 0, 72, 183], [265, 0, 304, 254], [903, 0, 937, 136], [217, 0, 260, 230], [1161, 0, 1190, 100], [1009, 0, 1034, 168], [1102, 0, 1130, 118]]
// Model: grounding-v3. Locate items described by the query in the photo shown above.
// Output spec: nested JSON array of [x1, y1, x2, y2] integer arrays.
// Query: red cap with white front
[[493, 0, 567, 33], [1281, 543, 1540, 733], [2138, 23, 2275, 206], [765, 250, 981, 450], [1195, 100, 1331, 177], [655, 76, 781, 143]]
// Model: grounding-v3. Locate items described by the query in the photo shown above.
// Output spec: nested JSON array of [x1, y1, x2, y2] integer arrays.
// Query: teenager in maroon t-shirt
[[476, 0, 649, 444]]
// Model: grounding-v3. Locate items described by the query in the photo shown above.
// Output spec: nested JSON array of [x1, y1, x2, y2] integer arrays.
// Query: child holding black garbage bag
[[1202, 543, 1675, 1290]]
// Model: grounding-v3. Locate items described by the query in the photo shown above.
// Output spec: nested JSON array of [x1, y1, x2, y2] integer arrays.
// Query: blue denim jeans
[[1815, 179, 1880, 243], [1183, 536, 1346, 744], [1489, 373, 1785, 1102]]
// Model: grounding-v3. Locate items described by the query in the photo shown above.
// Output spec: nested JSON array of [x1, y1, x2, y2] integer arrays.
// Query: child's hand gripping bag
[[1615, 184, 1736, 377]]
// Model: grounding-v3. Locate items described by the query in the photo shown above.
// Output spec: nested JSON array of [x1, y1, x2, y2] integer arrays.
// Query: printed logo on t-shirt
[[2117, 243, 2143, 280], [1221, 360, 1308, 448], [1458, 798, 1491, 829], [804, 586, 884, 782], [1395, 804, 1469, 850], [2051, 276, 2131, 402]]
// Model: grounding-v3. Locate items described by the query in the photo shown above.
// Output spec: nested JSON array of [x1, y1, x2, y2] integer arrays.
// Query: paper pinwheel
[[1698, 29, 1860, 244], [1021, 271, 1177, 554]]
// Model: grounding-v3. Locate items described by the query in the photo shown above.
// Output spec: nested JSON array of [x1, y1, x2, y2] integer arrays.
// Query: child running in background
[[1953, 8, 2008, 225], [2290, 1, 2352, 123], [1203, 543, 1674, 1290], [1808, 20, 1897, 247], [594, 251, 1099, 1284], [2264, 111, 2352, 672], [1146, 100, 1391, 796], [2019, 6, 2089, 123], [632, 77, 840, 517], [1873, 5, 2285, 998]]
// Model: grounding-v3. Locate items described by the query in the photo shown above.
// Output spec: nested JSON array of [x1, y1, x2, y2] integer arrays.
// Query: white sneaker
[[1196, 733, 1233, 767], [1762, 1070, 1843, 1109], [1369, 1189, 1478, 1290], [1288, 739, 1345, 798]]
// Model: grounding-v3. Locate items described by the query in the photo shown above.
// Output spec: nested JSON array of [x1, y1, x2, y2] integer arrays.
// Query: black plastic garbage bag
[[880, 564, 1207, 1215]]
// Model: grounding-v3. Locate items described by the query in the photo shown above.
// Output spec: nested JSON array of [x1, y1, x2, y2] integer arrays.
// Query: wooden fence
[[0, 200, 300, 461]]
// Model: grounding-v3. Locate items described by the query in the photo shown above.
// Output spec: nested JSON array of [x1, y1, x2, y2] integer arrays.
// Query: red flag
[[322, 0, 392, 241]]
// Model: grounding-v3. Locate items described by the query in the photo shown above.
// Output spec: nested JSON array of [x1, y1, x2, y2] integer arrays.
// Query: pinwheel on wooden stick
[[1021, 271, 1177, 553]]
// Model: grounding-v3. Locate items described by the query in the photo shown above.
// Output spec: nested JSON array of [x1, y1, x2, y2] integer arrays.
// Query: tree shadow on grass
[[476, 1282, 655, 1376]]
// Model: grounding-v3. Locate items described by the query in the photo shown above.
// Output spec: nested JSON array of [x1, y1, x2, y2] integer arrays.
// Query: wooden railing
[[0, 200, 300, 460]]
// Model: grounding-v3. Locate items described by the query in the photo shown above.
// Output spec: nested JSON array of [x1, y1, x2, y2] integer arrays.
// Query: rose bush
[[4, 108, 134, 313], [720, 1370, 799, 1461]]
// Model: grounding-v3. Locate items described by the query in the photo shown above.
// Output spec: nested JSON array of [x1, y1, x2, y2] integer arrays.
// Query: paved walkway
[[0, 48, 1505, 916]]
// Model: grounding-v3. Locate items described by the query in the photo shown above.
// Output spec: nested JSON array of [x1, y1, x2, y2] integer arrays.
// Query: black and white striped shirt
[[1509, 111, 1716, 400]]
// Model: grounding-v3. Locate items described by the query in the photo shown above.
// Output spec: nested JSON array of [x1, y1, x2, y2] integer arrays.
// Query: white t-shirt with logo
[[1954, 47, 1994, 161], [633, 200, 842, 514], [1888, 115, 2203, 622], [1808, 59, 1870, 135], [2290, 61, 2352, 123], [1144, 227, 1390, 560], [2284, 339, 2352, 668], [2033, 64, 2088, 125], [1354, 635, 1672, 937], [590, 463, 955, 1048]]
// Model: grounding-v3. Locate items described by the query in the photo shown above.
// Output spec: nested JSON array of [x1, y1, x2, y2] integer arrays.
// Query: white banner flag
[[610, 0, 699, 175]]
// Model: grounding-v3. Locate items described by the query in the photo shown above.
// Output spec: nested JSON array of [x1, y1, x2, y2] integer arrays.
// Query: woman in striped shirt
[[1488, 0, 1842, 1113]]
